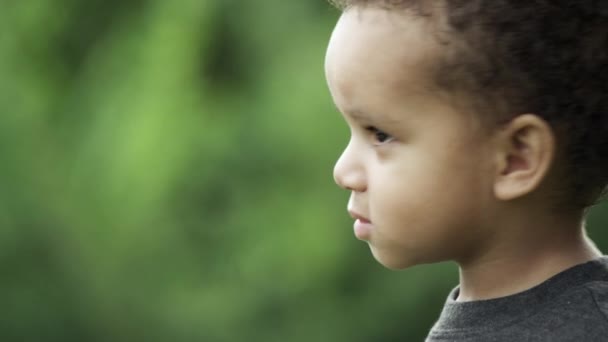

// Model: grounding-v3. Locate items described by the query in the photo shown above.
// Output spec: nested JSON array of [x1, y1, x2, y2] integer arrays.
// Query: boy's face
[[325, 8, 496, 269]]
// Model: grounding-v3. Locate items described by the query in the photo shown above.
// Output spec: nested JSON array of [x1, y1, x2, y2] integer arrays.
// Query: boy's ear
[[493, 114, 556, 201]]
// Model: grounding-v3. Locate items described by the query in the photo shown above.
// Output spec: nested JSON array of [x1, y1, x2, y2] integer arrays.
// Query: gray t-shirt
[[426, 257, 608, 341]]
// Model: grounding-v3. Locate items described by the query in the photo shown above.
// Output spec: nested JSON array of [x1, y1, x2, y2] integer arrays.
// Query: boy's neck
[[456, 214, 602, 302]]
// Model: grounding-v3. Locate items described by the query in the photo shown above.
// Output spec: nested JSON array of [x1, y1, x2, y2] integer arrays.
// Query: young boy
[[324, 1, 608, 341]]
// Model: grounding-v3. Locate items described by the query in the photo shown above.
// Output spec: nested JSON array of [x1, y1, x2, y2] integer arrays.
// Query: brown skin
[[325, 7, 601, 301]]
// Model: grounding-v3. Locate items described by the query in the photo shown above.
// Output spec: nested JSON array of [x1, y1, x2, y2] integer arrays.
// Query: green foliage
[[0, 1, 606, 341]]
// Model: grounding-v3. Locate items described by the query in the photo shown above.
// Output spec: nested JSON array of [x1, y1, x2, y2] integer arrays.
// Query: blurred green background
[[1, 1, 607, 341]]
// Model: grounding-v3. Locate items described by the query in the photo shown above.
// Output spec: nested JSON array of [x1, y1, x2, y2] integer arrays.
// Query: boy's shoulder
[[584, 280, 608, 323], [427, 257, 608, 342], [523, 279, 608, 340]]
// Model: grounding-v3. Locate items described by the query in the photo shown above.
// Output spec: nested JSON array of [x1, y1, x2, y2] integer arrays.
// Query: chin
[[370, 246, 420, 270]]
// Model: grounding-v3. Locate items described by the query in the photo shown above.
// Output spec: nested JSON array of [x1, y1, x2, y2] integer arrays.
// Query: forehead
[[324, 7, 441, 109]]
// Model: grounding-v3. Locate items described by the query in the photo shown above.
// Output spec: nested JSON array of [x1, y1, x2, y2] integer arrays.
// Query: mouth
[[348, 210, 373, 240], [348, 210, 371, 223]]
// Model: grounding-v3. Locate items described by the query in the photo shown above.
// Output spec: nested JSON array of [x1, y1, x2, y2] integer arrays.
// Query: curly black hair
[[329, 0, 608, 209]]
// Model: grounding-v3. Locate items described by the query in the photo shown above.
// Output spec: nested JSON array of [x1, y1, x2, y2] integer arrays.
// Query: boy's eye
[[365, 126, 393, 145]]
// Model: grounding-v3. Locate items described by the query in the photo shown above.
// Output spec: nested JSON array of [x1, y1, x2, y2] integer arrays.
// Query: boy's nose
[[333, 141, 367, 192]]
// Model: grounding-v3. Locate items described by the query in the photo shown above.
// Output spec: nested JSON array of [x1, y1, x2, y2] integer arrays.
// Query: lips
[[348, 209, 371, 223], [348, 209, 373, 240]]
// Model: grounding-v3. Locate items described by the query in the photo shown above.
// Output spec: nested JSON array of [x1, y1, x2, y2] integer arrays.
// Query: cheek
[[372, 149, 462, 200], [369, 148, 486, 234]]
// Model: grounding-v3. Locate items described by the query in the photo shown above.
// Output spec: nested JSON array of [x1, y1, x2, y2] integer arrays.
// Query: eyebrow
[[344, 108, 404, 126], [331, 104, 369, 121], [345, 109, 371, 121]]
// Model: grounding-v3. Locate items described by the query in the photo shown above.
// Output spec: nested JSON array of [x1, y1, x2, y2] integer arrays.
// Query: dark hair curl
[[330, 0, 608, 209]]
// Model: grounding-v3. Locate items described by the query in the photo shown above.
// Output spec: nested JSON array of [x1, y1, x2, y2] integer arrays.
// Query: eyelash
[[365, 126, 393, 145]]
